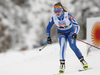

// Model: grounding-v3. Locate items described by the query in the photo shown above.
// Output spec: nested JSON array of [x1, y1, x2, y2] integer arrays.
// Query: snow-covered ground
[[0, 40, 100, 75]]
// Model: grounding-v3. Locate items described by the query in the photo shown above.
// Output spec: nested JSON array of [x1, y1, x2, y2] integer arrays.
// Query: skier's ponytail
[[54, 2, 67, 12]]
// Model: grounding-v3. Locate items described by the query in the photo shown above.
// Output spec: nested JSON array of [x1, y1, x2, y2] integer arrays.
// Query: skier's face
[[54, 6, 62, 16], [54, 9, 62, 16]]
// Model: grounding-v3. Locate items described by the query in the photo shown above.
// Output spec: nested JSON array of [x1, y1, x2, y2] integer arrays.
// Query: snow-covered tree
[[0, 0, 99, 52]]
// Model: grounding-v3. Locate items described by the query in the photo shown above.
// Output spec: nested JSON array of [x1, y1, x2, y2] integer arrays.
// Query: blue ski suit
[[46, 12, 82, 60]]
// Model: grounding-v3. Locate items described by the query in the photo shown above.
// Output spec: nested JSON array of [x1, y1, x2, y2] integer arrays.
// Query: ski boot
[[59, 60, 65, 73], [79, 56, 88, 70]]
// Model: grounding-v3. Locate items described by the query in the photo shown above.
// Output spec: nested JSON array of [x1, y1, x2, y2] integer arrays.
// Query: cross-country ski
[[54, 72, 67, 75], [78, 67, 92, 72]]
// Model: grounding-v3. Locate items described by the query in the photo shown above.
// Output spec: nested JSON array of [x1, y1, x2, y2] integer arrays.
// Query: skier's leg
[[68, 33, 88, 69], [58, 34, 67, 60], [68, 34, 82, 58], [58, 34, 67, 73]]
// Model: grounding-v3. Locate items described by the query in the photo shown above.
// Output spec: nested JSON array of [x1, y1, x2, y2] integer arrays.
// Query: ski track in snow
[[0, 41, 100, 75]]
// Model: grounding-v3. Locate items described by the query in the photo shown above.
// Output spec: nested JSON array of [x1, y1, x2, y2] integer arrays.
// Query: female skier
[[46, 2, 88, 73]]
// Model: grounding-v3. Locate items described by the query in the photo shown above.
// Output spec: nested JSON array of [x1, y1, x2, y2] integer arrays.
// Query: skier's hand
[[47, 37, 52, 44], [71, 33, 77, 39]]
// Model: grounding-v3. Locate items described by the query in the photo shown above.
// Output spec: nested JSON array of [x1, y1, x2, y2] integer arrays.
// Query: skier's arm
[[68, 13, 80, 34], [46, 17, 54, 37]]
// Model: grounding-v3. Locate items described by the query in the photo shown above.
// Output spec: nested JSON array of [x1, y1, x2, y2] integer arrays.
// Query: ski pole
[[39, 43, 48, 51], [76, 39, 100, 50]]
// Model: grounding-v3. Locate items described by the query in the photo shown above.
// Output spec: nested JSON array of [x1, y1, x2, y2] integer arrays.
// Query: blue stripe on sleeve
[[46, 17, 54, 37]]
